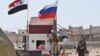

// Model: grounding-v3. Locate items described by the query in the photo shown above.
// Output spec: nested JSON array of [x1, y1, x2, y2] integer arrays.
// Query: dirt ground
[[64, 48, 100, 56]]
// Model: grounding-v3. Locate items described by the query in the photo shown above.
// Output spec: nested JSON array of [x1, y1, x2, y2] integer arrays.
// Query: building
[[4, 30, 25, 44], [26, 17, 54, 56], [58, 25, 100, 41], [4, 30, 26, 50]]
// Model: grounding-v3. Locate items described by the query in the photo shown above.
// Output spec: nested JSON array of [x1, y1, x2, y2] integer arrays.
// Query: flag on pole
[[38, 3, 57, 19], [8, 0, 27, 15]]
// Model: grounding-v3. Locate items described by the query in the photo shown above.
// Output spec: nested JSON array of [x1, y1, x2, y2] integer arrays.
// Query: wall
[[28, 34, 51, 51]]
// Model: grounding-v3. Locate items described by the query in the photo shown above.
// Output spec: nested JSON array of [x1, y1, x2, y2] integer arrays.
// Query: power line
[[57, 24, 67, 30]]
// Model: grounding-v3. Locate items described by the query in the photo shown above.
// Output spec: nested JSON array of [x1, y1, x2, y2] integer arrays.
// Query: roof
[[29, 17, 54, 25], [29, 17, 54, 33]]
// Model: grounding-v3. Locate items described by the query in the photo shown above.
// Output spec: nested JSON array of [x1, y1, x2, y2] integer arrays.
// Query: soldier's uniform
[[77, 39, 87, 56]]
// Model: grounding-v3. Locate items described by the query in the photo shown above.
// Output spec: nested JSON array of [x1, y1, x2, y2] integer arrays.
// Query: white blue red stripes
[[39, 6, 57, 14], [39, 4, 57, 19]]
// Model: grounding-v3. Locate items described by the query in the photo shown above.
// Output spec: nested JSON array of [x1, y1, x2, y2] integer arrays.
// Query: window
[[36, 40, 45, 50]]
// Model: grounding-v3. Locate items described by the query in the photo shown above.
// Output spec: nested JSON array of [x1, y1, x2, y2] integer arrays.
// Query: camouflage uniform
[[77, 39, 87, 56]]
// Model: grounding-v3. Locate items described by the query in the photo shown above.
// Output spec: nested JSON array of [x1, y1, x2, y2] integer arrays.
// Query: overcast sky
[[0, 0, 100, 32]]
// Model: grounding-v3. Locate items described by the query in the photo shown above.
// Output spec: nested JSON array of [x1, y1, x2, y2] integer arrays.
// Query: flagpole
[[56, 0, 59, 4], [25, 0, 29, 51], [52, 0, 59, 56], [27, 0, 29, 33], [53, 0, 58, 39]]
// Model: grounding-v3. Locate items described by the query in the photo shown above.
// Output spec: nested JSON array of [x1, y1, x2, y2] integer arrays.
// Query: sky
[[0, 0, 100, 32]]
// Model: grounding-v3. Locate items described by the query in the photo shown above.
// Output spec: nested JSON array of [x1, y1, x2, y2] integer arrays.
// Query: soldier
[[76, 38, 87, 56]]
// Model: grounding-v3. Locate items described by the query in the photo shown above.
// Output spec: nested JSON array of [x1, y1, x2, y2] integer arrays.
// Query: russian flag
[[8, 0, 27, 15], [38, 4, 57, 19]]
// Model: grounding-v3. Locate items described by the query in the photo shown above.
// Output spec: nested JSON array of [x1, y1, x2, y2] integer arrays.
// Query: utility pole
[[52, 17, 58, 56]]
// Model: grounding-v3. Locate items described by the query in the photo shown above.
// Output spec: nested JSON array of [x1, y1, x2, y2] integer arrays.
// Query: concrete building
[[5, 25, 100, 44], [4, 30, 25, 44], [24, 17, 54, 56], [58, 25, 100, 41]]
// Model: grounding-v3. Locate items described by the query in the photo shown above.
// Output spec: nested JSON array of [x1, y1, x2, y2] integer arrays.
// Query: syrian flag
[[8, 0, 27, 15]]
